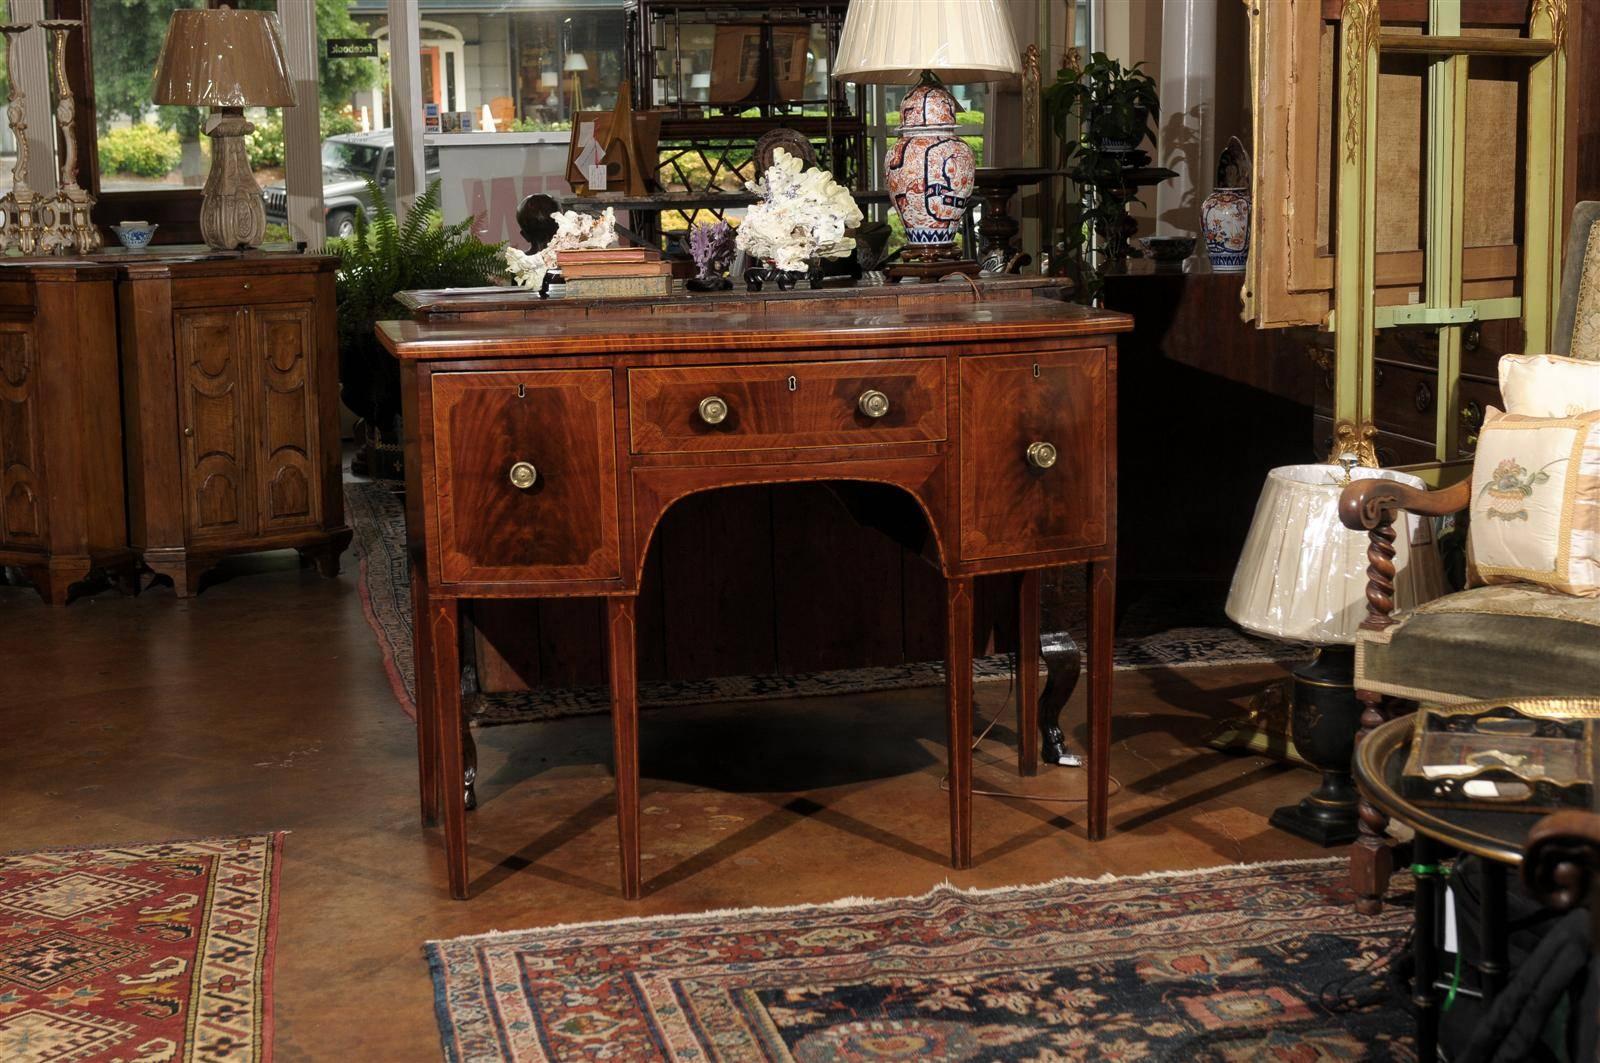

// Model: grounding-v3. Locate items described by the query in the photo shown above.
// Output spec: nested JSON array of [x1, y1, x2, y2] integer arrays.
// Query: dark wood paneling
[[657, 485, 777, 680], [1104, 270, 1318, 583], [771, 485, 904, 673]]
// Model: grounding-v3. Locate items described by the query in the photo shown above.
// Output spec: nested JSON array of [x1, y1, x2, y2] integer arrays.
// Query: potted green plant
[[1043, 53, 1160, 301], [332, 179, 505, 478]]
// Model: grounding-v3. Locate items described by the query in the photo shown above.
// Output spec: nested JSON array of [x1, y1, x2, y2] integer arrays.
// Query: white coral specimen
[[504, 207, 620, 289], [735, 149, 863, 274]]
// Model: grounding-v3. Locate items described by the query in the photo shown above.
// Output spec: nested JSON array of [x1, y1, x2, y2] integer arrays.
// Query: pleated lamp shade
[[1226, 465, 1448, 645], [152, 7, 296, 108], [833, 0, 1020, 85]]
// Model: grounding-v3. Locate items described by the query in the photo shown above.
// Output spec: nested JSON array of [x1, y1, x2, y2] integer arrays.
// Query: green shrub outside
[[248, 109, 367, 169], [100, 123, 182, 178], [320, 108, 361, 138], [246, 115, 286, 168]]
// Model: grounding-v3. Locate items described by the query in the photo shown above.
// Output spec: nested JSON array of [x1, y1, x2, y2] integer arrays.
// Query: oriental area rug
[[348, 480, 1297, 725], [427, 858, 1415, 1062], [0, 834, 282, 1063]]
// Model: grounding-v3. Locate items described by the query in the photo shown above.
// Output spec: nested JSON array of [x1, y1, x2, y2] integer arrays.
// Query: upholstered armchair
[[1337, 202, 1600, 913]]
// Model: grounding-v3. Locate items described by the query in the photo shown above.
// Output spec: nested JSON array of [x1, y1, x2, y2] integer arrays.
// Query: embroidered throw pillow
[[1469, 407, 1600, 596], [1499, 354, 1600, 417]]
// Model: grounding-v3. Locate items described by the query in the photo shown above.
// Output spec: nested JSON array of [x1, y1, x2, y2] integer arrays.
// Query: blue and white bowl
[[111, 223, 158, 249]]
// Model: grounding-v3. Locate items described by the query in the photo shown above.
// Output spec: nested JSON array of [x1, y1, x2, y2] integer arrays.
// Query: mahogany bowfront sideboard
[[379, 285, 1132, 899]]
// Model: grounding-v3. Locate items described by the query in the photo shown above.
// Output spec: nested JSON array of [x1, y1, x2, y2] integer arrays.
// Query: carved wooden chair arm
[[1337, 476, 1470, 631], [1338, 476, 1471, 532], [1522, 810, 1600, 913]]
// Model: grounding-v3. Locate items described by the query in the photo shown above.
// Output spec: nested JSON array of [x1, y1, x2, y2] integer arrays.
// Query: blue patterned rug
[[347, 480, 1298, 725], [427, 858, 1415, 1061]]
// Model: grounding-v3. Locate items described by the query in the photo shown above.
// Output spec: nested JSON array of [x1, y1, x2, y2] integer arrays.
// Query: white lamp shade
[[690, 72, 711, 89], [564, 52, 589, 73], [833, 0, 1020, 85], [1226, 465, 1448, 645], [540, 70, 559, 88]]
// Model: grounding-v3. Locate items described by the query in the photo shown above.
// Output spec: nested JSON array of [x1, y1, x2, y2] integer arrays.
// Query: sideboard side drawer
[[431, 369, 621, 584], [628, 357, 946, 454], [959, 349, 1109, 560]]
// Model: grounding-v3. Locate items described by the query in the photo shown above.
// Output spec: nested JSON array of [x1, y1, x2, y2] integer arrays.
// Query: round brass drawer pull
[[508, 461, 538, 489], [698, 395, 729, 425], [1026, 441, 1058, 469], [857, 389, 890, 419]]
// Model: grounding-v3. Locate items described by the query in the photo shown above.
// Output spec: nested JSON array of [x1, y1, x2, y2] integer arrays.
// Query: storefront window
[[346, 1, 627, 133], [91, 0, 206, 192]]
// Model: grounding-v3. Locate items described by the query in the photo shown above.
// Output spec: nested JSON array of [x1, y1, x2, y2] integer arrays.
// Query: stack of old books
[[557, 246, 672, 299]]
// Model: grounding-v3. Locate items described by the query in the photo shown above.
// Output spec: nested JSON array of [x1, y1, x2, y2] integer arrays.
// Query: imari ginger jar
[[1201, 186, 1251, 272], [886, 78, 975, 254]]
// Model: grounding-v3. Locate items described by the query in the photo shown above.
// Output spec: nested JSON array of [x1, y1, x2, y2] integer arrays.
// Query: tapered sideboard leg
[[1086, 559, 1116, 840], [607, 596, 642, 900], [411, 566, 440, 829], [946, 576, 974, 870], [428, 595, 469, 900], [1016, 570, 1041, 777]]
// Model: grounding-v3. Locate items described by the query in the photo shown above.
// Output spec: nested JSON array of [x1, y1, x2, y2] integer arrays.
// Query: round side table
[[1353, 713, 1548, 1061]]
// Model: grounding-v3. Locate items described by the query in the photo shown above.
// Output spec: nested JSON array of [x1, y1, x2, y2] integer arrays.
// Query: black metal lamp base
[[1269, 794, 1359, 846], [1268, 644, 1362, 847]]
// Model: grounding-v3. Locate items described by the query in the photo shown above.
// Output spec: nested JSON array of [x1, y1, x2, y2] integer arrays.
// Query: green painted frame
[[1331, 0, 1569, 462]]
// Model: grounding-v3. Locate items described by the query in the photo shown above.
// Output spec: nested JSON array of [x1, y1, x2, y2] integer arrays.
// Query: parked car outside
[[262, 131, 440, 239]]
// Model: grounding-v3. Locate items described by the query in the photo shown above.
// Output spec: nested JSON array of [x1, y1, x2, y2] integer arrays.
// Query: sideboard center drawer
[[627, 358, 946, 454]]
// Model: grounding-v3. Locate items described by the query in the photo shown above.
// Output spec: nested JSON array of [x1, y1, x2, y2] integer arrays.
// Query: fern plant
[[332, 179, 504, 467]]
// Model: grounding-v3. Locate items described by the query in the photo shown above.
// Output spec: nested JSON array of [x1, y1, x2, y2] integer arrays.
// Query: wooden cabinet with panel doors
[[119, 253, 350, 596], [0, 263, 137, 604]]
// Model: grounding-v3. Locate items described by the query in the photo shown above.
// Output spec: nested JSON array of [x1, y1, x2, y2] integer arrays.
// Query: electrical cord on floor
[[939, 654, 1123, 805], [1319, 924, 1412, 1013]]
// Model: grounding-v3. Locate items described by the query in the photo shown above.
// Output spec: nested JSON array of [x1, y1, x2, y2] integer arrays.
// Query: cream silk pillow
[[1469, 407, 1600, 596], [1499, 354, 1600, 417]]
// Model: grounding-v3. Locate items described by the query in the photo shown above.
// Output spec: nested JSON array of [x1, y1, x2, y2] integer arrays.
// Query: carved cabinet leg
[[23, 557, 92, 606], [946, 576, 974, 870], [1350, 689, 1394, 914], [427, 595, 470, 900], [607, 596, 642, 900], [1085, 559, 1115, 840]]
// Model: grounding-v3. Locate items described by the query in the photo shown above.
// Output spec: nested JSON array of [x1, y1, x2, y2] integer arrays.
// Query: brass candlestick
[[38, 20, 98, 254]]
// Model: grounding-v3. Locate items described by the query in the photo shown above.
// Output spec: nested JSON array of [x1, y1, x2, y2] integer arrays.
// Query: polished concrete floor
[[0, 556, 1328, 1061]]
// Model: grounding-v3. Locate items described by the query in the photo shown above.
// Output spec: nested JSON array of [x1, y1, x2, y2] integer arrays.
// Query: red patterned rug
[[427, 858, 1415, 1062], [0, 834, 283, 1062]]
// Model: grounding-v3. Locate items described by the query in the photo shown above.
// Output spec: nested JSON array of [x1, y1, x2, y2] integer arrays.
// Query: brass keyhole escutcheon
[[508, 461, 538, 489], [698, 395, 729, 425], [857, 389, 890, 418], [1026, 441, 1058, 469]]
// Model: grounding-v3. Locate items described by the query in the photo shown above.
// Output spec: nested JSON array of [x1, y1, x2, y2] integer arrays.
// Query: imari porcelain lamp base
[[886, 73, 977, 273], [832, 0, 1020, 280]]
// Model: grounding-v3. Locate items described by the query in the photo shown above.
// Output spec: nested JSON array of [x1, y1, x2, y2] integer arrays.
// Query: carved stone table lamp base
[[200, 108, 267, 251]]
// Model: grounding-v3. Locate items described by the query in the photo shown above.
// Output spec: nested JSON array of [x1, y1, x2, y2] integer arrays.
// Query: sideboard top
[[377, 297, 1134, 361]]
